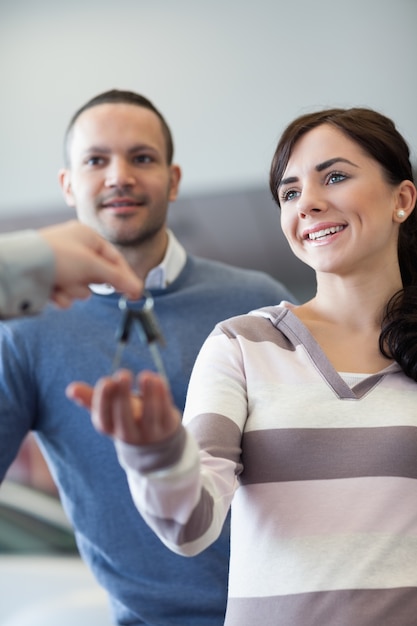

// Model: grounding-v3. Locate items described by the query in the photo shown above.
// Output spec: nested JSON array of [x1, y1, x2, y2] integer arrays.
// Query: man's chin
[[97, 222, 141, 246], [97, 216, 162, 248], [107, 230, 157, 249]]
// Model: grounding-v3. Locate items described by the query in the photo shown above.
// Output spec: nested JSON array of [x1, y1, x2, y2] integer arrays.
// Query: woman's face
[[278, 123, 404, 278]]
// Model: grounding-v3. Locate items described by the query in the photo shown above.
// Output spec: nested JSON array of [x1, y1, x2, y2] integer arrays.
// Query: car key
[[112, 292, 168, 385]]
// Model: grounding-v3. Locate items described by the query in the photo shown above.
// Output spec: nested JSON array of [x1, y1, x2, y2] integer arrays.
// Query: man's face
[[59, 103, 181, 247]]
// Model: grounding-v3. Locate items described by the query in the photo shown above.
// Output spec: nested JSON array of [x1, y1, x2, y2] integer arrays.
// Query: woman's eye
[[327, 171, 347, 184], [280, 188, 299, 203]]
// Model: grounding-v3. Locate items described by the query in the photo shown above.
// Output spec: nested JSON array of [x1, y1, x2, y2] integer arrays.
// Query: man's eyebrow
[[81, 146, 110, 156], [279, 157, 358, 187], [127, 144, 159, 154], [81, 143, 158, 156]]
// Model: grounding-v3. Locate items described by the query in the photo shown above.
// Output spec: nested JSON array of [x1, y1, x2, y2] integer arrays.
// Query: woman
[[68, 107, 417, 625]]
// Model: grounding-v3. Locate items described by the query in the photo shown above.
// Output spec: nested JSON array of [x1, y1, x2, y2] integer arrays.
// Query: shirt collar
[[90, 229, 186, 295]]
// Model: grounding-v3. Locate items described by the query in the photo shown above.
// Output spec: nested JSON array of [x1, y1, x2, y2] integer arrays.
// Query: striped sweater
[[118, 303, 417, 626]]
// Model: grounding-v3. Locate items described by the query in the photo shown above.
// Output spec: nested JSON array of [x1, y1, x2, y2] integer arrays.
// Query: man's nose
[[105, 159, 136, 187]]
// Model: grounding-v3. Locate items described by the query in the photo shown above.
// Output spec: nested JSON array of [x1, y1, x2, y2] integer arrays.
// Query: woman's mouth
[[306, 225, 345, 241]]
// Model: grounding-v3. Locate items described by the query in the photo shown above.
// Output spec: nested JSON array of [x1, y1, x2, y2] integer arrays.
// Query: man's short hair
[[64, 89, 174, 166]]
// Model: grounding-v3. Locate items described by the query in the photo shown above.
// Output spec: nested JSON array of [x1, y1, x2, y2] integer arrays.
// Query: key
[[112, 293, 168, 385]]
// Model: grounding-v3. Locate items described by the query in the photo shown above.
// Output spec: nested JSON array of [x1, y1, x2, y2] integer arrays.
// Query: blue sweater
[[0, 255, 294, 626]]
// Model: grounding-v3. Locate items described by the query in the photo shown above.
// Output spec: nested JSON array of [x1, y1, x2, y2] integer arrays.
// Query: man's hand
[[66, 370, 181, 446], [39, 220, 142, 307]]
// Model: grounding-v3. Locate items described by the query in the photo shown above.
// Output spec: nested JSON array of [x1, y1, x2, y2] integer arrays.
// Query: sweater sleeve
[[115, 324, 245, 557], [0, 230, 55, 318]]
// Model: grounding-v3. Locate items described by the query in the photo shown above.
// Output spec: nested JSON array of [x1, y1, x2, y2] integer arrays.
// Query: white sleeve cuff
[[0, 230, 55, 318]]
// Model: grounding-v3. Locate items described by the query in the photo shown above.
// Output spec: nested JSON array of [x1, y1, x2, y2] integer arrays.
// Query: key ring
[[112, 291, 168, 385]]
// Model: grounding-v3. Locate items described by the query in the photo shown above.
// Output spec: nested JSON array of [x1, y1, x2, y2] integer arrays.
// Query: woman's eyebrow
[[316, 157, 358, 172], [279, 157, 358, 187], [279, 175, 298, 188]]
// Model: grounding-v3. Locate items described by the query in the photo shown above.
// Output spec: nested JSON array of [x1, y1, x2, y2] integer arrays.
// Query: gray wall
[[1, 0, 416, 215], [1, 0, 415, 299]]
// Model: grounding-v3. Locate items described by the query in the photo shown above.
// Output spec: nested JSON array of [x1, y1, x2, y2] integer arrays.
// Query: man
[[0, 220, 141, 317], [0, 89, 295, 625]]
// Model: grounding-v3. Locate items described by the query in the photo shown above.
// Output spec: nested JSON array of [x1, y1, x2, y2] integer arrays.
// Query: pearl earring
[[397, 209, 406, 220]]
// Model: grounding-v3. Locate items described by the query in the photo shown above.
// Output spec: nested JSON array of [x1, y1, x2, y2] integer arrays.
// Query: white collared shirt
[[90, 229, 187, 295]]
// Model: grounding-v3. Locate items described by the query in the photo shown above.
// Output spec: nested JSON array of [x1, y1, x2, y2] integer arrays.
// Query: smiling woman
[[276, 123, 405, 282], [74, 106, 417, 626]]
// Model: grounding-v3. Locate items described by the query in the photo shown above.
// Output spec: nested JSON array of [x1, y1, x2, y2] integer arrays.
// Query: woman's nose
[[296, 185, 327, 218]]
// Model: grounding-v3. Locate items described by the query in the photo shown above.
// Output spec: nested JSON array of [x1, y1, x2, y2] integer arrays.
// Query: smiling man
[[60, 93, 181, 279], [0, 89, 295, 626]]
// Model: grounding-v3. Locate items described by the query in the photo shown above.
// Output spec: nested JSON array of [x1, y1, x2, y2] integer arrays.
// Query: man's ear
[[58, 168, 76, 207], [168, 164, 182, 203]]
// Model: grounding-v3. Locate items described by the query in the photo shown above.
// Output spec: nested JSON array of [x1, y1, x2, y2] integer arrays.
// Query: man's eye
[[133, 155, 153, 164], [86, 156, 104, 166]]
